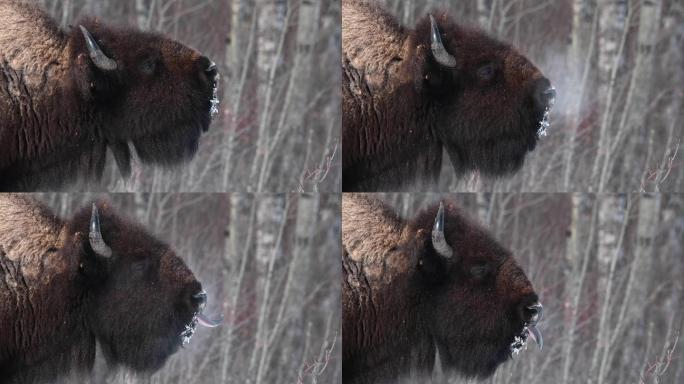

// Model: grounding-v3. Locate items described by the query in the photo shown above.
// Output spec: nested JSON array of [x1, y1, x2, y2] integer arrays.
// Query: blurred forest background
[[375, 193, 684, 384], [38, 0, 340, 192], [34, 193, 341, 383], [377, 0, 683, 192]]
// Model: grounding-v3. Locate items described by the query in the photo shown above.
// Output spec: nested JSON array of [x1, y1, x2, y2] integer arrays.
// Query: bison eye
[[470, 264, 491, 279], [477, 63, 495, 81], [139, 58, 157, 75], [131, 260, 149, 275]]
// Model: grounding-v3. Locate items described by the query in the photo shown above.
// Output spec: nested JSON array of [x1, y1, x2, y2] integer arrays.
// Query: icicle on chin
[[537, 108, 551, 137], [180, 316, 199, 347], [537, 88, 554, 137], [209, 73, 220, 120]]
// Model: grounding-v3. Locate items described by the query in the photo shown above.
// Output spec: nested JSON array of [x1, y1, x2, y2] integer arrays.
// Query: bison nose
[[183, 281, 205, 311], [525, 302, 543, 325], [517, 294, 542, 325], [199, 55, 218, 78], [192, 290, 207, 306], [532, 77, 555, 111]]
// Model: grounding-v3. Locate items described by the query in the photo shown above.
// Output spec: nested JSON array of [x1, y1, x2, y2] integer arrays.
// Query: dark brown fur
[[0, 0, 218, 191], [342, 0, 549, 191], [0, 195, 204, 383], [342, 195, 539, 383]]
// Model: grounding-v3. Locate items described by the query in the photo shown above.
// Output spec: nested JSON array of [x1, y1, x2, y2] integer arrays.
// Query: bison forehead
[[502, 50, 543, 89], [496, 257, 534, 297], [160, 41, 202, 71], [159, 252, 195, 283]]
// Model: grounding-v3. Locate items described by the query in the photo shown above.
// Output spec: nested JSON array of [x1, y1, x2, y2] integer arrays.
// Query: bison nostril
[[543, 87, 556, 107], [192, 290, 207, 306], [525, 302, 543, 325], [533, 78, 554, 110], [198, 55, 217, 76]]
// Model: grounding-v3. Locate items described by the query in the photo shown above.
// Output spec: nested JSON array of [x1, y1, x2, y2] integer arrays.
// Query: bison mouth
[[179, 291, 223, 347], [208, 73, 220, 121], [509, 323, 543, 357], [532, 88, 555, 141], [536, 107, 551, 138], [509, 302, 544, 358]]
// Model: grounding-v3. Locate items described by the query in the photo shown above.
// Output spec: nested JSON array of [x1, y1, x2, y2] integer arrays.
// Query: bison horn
[[432, 201, 454, 259], [79, 25, 118, 71], [429, 15, 457, 68], [89, 204, 112, 258]]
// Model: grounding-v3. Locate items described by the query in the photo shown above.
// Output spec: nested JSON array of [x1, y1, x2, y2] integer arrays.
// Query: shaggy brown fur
[[0, 0, 218, 191], [342, 0, 553, 191], [0, 195, 205, 383], [342, 194, 540, 383]]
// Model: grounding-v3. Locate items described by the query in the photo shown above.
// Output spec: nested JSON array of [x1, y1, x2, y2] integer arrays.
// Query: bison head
[[64, 203, 221, 372], [67, 20, 219, 177], [403, 202, 542, 377], [411, 14, 555, 176]]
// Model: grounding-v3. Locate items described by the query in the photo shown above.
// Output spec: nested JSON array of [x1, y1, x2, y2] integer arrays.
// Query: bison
[[342, 0, 556, 191], [342, 194, 543, 383], [0, 195, 221, 383], [0, 0, 220, 191]]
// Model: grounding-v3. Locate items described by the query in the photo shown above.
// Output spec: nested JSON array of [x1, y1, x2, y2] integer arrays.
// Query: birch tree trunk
[[136, 0, 148, 29], [260, 0, 320, 191], [247, 194, 287, 381], [590, 195, 630, 383], [626, 0, 662, 187], [249, 0, 287, 190], [563, 0, 598, 190], [477, 0, 492, 29], [560, 194, 594, 384], [590, 0, 628, 191]]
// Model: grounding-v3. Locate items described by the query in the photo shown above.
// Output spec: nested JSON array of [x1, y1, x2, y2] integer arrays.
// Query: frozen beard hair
[[510, 304, 544, 356], [210, 71, 220, 120], [537, 87, 555, 137], [180, 291, 224, 347]]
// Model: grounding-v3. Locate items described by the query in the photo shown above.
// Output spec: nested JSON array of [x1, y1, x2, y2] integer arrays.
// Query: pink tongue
[[197, 312, 223, 328], [527, 325, 543, 350]]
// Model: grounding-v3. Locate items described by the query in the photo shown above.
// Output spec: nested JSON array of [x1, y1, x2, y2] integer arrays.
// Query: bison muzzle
[[342, 194, 543, 383], [0, 195, 221, 383], [342, 0, 555, 191], [0, 0, 220, 190]]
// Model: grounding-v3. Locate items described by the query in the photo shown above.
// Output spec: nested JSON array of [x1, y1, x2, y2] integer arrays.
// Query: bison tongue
[[527, 325, 543, 350], [197, 312, 223, 328]]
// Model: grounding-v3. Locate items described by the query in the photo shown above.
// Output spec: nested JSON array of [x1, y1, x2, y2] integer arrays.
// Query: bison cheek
[[102, 333, 180, 372], [132, 126, 201, 166], [440, 113, 533, 177]]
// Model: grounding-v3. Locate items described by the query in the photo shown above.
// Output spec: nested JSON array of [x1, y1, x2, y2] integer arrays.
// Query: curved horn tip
[[429, 14, 438, 41], [432, 201, 454, 259], [437, 201, 445, 227], [89, 203, 112, 258], [90, 203, 99, 229], [429, 14, 457, 68], [79, 25, 118, 71]]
